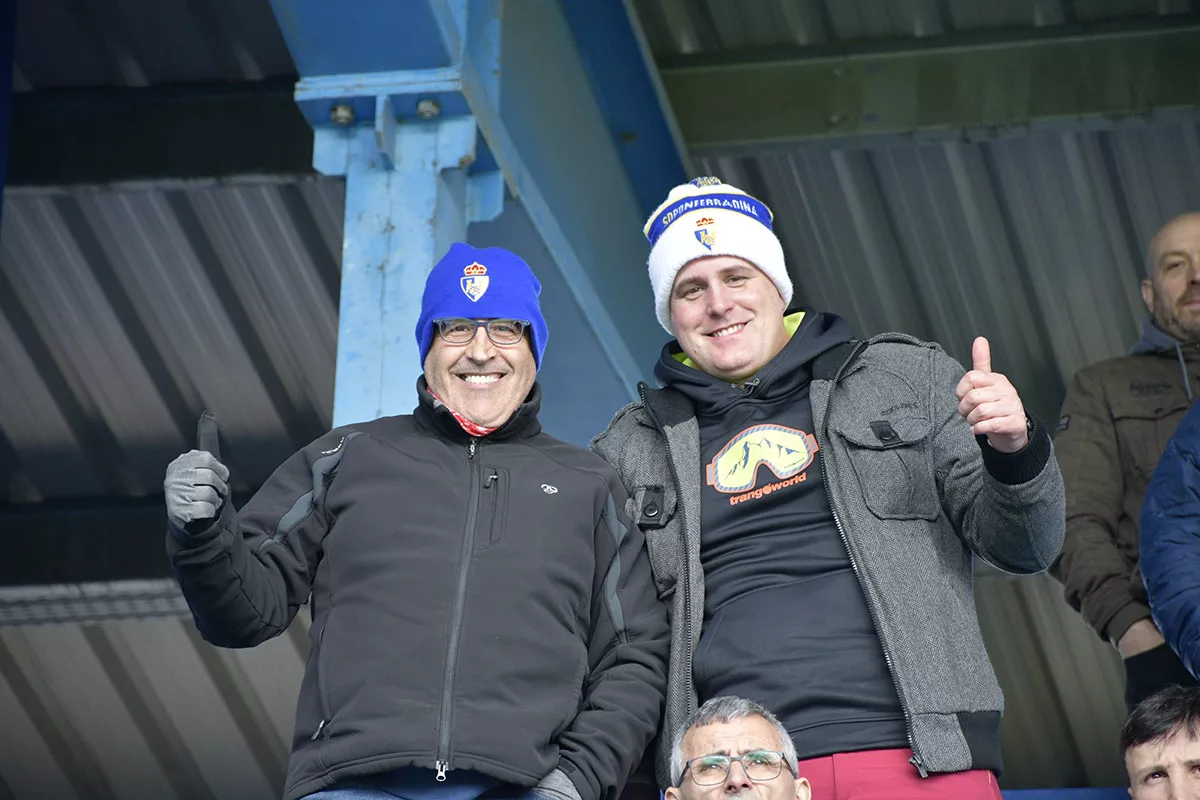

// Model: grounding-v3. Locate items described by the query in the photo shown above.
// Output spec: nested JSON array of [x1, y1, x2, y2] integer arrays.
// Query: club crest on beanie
[[415, 243, 549, 368], [643, 177, 792, 335]]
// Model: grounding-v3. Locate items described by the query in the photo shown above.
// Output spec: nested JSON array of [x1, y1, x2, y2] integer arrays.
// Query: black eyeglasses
[[435, 318, 529, 346], [680, 750, 792, 786]]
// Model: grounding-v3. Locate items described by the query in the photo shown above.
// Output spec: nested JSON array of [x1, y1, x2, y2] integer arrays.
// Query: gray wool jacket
[[591, 333, 1065, 784]]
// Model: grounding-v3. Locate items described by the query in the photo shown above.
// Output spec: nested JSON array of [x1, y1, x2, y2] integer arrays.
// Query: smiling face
[[1143, 213, 1200, 343], [1126, 728, 1200, 799], [669, 256, 790, 383], [423, 324, 536, 428]]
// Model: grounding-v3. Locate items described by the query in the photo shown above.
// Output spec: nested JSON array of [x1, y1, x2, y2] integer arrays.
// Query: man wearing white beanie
[[594, 178, 1065, 800]]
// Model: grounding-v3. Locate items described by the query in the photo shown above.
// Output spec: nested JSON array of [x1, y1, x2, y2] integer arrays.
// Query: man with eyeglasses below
[[163, 243, 669, 800], [667, 697, 811, 800]]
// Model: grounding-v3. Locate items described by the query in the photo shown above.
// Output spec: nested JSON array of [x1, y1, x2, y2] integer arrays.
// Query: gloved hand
[[165, 411, 229, 532]]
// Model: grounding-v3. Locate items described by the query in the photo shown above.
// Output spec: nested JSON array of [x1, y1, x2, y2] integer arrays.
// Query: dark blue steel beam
[[558, 1, 689, 220], [270, 0, 454, 76]]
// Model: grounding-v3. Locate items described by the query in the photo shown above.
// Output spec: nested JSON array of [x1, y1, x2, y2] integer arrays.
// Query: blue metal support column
[[271, 0, 685, 430], [315, 114, 502, 426], [273, 0, 505, 426]]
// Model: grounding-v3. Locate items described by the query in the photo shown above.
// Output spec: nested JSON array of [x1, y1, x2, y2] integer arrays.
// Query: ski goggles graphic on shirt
[[706, 424, 818, 494]]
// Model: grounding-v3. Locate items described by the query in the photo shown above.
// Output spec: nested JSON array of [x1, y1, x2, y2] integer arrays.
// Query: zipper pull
[[485, 470, 497, 488], [909, 753, 928, 779], [310, 719, 326, 741], [435, 760, 449, 782], [467, 439, 477, 459]]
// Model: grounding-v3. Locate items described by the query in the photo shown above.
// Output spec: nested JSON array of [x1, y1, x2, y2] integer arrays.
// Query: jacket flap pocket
[[833, 415, 933, 450], [832, 416, 939, 521]]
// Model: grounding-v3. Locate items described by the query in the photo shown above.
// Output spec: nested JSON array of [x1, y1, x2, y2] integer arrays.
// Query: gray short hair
[[669, 696, 798, 787]]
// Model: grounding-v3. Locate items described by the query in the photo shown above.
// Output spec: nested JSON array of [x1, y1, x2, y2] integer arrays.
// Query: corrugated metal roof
[[633, 0, 1196, 54], [0, 178, 343, 503], [0, 587, 308, 800], [696, 120, 1200, 425], [14, 0, 295, 89]]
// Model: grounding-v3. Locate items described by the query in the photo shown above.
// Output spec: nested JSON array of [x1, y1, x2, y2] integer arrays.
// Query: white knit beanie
[[643, 177, 792, 335]]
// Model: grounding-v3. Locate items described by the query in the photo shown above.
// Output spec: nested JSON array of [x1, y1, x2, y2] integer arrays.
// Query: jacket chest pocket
[[629, 484, 679, 600], [1111, 394, 1189, 482], [831, 415, 940, 521], [479, 466, 510, 548]]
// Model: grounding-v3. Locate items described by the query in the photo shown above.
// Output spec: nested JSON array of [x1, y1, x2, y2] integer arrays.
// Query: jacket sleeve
[[1140, 404, 1200, 678], [166, 430, 348, 648], [930, 350, 1065, 574], [1049, 369, 1148, 642], [553, 471, 670, 800]]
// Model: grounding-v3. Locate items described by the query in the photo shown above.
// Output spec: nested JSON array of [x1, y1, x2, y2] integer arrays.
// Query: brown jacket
[[1052, 322, 1200, 644]]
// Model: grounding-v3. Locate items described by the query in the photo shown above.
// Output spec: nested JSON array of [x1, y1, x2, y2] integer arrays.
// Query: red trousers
[[798, 748, 1002, 800]]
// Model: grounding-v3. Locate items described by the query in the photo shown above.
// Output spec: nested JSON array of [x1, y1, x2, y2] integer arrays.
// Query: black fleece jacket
[[167, 381, 669, 800]]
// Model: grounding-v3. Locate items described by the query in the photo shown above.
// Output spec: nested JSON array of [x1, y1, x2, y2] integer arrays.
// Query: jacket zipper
[[638, 383, 698, 718], [311, 614, 332, 740], [435, 436, 482, 781], [818, 341, 928, 777]]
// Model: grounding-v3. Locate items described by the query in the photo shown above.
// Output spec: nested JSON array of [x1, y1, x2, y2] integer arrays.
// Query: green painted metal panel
[[661, 22, 1200, 151]]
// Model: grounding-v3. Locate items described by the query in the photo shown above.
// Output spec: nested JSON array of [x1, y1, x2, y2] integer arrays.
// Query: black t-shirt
[[656, 310, 908, 759]]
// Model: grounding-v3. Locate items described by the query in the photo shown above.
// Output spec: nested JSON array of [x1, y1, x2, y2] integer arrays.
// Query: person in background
[[1122, 685, 1200, 799], [1053, 212, 1200, 710], [1140, 398, 1200, 681], [665, 697, 810, 800]]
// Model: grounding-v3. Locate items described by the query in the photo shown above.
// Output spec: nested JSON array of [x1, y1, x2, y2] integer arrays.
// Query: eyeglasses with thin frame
[[435, 318, 529, 346], [680, 750, 793, 786]]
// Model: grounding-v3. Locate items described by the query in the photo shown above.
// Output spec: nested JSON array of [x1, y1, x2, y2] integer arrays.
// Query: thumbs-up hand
[[955, 337, 1029, 454], [165, 411, 231, 531]]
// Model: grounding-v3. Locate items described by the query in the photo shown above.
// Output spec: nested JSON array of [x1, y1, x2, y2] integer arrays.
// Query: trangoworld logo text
[[706, 424, 819, 506]]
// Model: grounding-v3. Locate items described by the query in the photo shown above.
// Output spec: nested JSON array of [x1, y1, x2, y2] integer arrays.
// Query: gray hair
[[669, 696, 798, 787]]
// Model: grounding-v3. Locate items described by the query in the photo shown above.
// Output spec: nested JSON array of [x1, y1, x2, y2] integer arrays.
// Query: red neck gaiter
[[427, 391, 498, 438]]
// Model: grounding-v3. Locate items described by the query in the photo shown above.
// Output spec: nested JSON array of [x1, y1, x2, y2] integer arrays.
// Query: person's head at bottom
[[415, 243, 549, 431], [1124, 684, 1200, 798], [667, 696, 811, 800]]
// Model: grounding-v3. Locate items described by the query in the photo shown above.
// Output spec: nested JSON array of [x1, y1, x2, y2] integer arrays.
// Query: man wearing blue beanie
[[163, 243, 669, 800]]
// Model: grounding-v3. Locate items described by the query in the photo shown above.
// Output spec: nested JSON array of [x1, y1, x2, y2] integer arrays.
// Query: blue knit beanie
[[415, 243, 549, 368]]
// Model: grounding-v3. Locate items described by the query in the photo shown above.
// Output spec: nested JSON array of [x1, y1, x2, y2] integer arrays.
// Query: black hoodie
[[656, 310, 908, 759]]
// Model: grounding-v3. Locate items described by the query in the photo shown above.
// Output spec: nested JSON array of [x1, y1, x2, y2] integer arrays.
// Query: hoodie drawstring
[[1175, 342, 1195, 402]]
